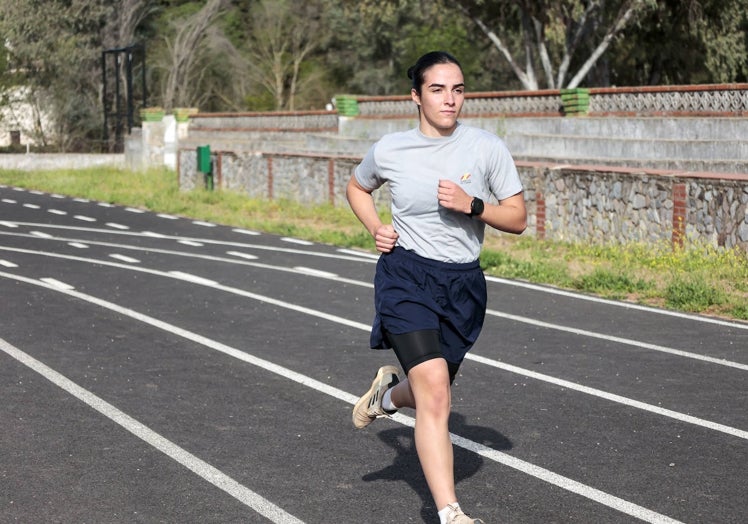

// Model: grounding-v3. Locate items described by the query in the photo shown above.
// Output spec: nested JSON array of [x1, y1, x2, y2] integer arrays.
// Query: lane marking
[[73, 198, 89, 203], [38, 277, 75, 290], [0, 260, 744, 441], [125, 207, 145, 213], [485, 276, 748, 330], [227, 251, 259, 261], [281, 237, 313, 246], [292, 266, 338, 279], [0, 338, 305, 524], [98, 202, 114, 208], [168, 271, 218, 286], [178, 240, 204, 247], [31, 231, 53, 238], [157, 213, 178, 220], [106, 223, 130, 230], [74, 215, 96, 222], [0, 240, 743, 371], [336, 248, 380, 260], [232, 228, 260, 236], [8, 219, 745, 340], [1, 199, 17, 204], [0, 277, 685, 524], [68, 242, 89, 249], [192, 221, 216, 227], [485, 308, 748, 371], [23, 203, 40, 209], [0, 225, 376, 262], [0, 259, 18, 268], [48, 209, 67, 215], [109, 254, 140, 264], [465, 353, 748, 440]]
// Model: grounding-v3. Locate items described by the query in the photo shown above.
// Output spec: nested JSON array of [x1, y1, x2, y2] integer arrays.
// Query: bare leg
[[390, 358, 455, 509]]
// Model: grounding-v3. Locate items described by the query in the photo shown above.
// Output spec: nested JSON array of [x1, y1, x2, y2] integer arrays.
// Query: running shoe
[[445, 504, 485, 524], [352, 365, 400, 429]]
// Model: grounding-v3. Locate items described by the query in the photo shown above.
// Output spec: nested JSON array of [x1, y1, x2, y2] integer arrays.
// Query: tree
[[240, 0, 329, 110], [158, 0, 228, 110], [451, 0, 657, 89], [0, 0, 110, 150], [612, 0, 748, 86]]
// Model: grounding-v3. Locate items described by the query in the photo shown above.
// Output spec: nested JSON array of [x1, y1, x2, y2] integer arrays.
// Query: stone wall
[[177, 147, 748, 252], [168, 83, 748, 252]]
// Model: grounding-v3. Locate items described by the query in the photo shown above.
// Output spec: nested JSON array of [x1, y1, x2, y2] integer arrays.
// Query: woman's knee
[[408, 359, 451, 414]]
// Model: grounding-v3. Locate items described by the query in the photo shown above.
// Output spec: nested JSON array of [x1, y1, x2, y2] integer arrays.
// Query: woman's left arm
[[478, 192, 527, 234], [437, 179, 527, 234]]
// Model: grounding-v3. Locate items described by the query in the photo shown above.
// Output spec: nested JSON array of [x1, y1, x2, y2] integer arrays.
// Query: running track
[[1, 185, 746, 523]]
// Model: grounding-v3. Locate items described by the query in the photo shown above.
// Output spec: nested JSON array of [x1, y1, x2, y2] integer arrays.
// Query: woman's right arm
[[346, 175, 398, 253]]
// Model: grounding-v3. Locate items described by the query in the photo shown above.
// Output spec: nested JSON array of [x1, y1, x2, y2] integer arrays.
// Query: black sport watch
[[468, 197, 484, 217]]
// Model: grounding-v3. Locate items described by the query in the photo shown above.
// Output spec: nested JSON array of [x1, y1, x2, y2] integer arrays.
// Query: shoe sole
[[352, 365, 399, 429]]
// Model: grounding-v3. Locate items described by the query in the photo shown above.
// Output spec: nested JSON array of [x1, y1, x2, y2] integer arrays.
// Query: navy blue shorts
[[370, 247, 487, 365]]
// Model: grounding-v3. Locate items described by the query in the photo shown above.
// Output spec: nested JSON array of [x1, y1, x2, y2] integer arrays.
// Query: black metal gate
[[102, 44, 146, 153]]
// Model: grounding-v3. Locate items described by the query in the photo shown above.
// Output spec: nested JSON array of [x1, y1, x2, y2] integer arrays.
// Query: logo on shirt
[[460, 172, 472, 184]]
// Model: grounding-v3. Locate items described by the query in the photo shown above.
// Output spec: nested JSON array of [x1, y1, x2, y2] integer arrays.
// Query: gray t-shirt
[[355, 123, 523, 263]]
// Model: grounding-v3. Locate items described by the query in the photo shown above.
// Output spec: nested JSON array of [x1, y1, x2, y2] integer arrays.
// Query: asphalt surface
[[1, 184, 746, 524]]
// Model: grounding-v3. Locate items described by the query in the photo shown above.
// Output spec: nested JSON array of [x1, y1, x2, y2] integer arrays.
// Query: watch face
[[471, 197, 484, 216]]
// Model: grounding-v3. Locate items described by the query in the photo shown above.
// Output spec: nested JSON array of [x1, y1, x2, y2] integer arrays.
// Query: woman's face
[[411, 62, 465, 137]]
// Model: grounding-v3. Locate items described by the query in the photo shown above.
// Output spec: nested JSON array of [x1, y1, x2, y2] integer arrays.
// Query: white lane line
[[486, 308, 748, 371], [68, 242, 89, 249], [281, 237, 313, 246], [227, 251, 259, 261], [0, 221, 18, 228], [1, 198, 17, 204], [336, 248, 380, 260], [51, 194, 65, 199], [466, 353, 748, 440], [178, 240, 204, 247], [0, 259, 18, 268], [2, 223, 376, 263], [0, 276, 684, 524], [125, 207, 145, 213], [73, 198, 89, 203], [157, 213, 178, 220], [168, 271, 218, 286], [48, 209, 67, 215], [0, 338, 305, 524], [31, 231, 54, 238], [98, 202, 114, 207], [292, 266, 338, 279], [1, 237, 744, 372], [23, 203, 40, 209], [232, 228, 260, 236], [192, 221, 215, 227], [106, 223, 130, 230], [74, 215, 96, 222], [1, 254, 743, 444], [485, 276, 748, 330], [38, 277, 75, 290], [109, 254, 140, 264], [30, 190, 44, 195]]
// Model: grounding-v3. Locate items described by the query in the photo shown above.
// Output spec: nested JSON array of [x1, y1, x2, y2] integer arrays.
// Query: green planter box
[[140, 108, 165, 122], [335, 95, 359, 116], [560, 88, 590, 115]]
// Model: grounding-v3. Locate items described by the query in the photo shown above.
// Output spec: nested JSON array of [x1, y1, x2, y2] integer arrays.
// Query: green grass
[[2, 166, 747, 322]]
